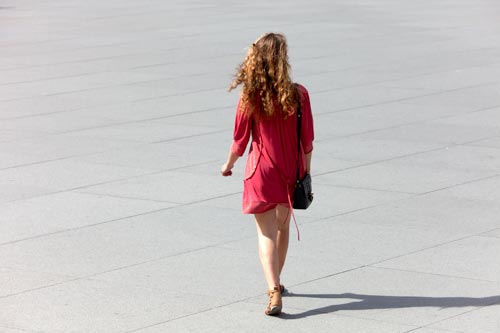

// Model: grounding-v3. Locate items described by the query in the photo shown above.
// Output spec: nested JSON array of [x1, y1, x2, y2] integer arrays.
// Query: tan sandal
[[265, 286, 282, 316]]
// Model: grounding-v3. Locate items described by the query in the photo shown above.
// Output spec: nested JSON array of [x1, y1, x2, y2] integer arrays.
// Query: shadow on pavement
[[280, 292, 500, 319]]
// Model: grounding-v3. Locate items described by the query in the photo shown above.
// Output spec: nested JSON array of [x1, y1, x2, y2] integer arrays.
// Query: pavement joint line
[[43, 79, 229, 98], [0, 100, 234, 121], [312, 80, 500, 108], [0, 64, 216, 87], [0, 156, 230, 206], [417, 171, 500, 197], [371, 266, 500, 284], [0, 242, 231, 301], [0, 164, 181, 206], [366, 226, 500, 270], [314, 106, 500, 144], [402, 297, 500, 333], [0, 190, 242, 247], [0, 44, 241, 74], [315, 182, 416, 195], [314, 132, 500, 178], [151, 129, 229, 144]]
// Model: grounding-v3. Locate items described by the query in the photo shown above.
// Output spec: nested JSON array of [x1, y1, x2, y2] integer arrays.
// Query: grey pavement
[[1, 0, 500, 332]]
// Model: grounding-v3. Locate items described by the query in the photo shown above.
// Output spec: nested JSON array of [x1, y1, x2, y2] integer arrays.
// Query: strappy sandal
[[265, 286, 282, 316]]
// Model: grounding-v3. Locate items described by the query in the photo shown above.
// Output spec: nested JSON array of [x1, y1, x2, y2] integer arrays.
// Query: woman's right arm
[[221, 99, 252, 176]]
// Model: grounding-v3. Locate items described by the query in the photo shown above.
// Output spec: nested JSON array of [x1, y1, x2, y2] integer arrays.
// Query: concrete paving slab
[[481, 229, 500, 239], [0, 278, 230, 333], [0, 205, 253, 278], [0, 134, 142, 162], [315, 137, 444, 164], [2, 0, 500, 331], [0, 159, 154, 197], [295, 183, 413, 221], [0, 191, 176, 244], [375, 236, 500, 282], [251, 267, 500, 327], [327, 192, 500, 236], [429, 302, 500, 333], [132, 301, 417, 333], [315, 158, 493, 194], [77, 170, 242, 204], [354, 120, 500, 146], [76, 142, 221, 173], [0, 326, 37, 333], [0, 266, 74, 298], [465, 136, 500, 149]]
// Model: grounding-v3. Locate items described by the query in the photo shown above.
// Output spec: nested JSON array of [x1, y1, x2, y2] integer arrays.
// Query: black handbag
[[292, 103, 313, 209]]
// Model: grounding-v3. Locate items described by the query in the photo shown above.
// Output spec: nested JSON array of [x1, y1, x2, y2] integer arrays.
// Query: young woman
[[221, 32, 314, 316]]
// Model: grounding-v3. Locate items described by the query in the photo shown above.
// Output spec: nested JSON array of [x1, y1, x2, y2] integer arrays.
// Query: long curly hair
[[229, 33, 299, 117]]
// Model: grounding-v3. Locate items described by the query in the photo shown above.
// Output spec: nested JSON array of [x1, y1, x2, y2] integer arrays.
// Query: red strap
[[286, 192, 300, 241]]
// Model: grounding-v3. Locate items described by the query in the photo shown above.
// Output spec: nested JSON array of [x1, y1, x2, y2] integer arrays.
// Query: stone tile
[[314, 159, 492, 194], [432, 174, 500, 203], [0, 278, 230, 333], [326, 192, 500, 237], [400, 83, 500, 111], [0, 183, 58, 205], [0, 326, 37, 333], [314, 103, 466, 141], [357, 120, 500, 145], [380, 66, 500, 91], [94, 240, 359, 301], [0, 159, 153, 196], [0, 133, 143, 164], [375, 236, 500, 282], [315, 135, 444, 164], [0, 205, 251, 277], [0, 110, 121, 134], [393, 145, 500, 173], [0, 266, 74, 298], [133, 301, 417, 333], [430, 302, 500, 333], [0, 129, 48, 143], [63, 118, 221, 144], [406, 329, 461, 333], [77, 170, 242, 204], [254, 267, 500, 327], [0, 191, 176, 244], [433, 106, 500, 130], [466, 136, 500, 149], [295, 183, 412, 220], [481, 229, 500, 239]]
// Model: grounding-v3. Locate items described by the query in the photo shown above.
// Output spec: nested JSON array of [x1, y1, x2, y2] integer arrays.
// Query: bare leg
[[276, 205, 291, 276], [255, 208, 280, 290]]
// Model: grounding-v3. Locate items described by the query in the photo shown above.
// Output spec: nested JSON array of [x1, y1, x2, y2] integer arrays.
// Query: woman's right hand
[[221, 162, 233, 176]]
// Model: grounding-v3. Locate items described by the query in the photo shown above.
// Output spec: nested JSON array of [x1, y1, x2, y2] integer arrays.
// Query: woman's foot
[[265, 286, 282, 316]]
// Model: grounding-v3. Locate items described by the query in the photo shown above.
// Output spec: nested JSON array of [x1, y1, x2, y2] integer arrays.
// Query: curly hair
[[229, 33, 299, 117]]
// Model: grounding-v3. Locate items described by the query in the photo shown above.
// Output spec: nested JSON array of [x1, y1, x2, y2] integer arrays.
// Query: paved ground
[[1, 0, 500, 332]]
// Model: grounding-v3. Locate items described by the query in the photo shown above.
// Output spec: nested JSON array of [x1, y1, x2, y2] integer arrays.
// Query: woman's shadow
[[280, 291, 500, 319]]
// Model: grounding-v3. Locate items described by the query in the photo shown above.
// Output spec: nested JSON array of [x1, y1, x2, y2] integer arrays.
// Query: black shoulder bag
[[292, 103, 313, 209]]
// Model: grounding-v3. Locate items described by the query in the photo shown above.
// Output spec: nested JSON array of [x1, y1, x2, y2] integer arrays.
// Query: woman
[[221, 33, 314, 316]]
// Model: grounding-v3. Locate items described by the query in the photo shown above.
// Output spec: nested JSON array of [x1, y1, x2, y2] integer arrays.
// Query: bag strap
[[296, 93, 302, 182]]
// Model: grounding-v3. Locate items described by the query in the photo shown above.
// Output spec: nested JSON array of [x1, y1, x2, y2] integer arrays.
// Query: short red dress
[[231, 84, 314, 214]]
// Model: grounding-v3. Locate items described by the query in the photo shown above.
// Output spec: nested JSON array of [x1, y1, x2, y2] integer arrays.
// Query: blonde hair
[[229, 33, 299, 117]]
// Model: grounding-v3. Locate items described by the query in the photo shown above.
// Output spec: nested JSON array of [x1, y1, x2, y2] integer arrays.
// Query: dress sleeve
[[299, 86, 314, 153], [231, 98, 252, 156]]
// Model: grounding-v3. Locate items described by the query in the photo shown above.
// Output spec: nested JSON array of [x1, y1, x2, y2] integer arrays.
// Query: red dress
[[231, 84, 314, 214]]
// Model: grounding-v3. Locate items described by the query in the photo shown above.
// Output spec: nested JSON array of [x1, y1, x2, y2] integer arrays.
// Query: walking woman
[[221, 33, 314, 316]]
